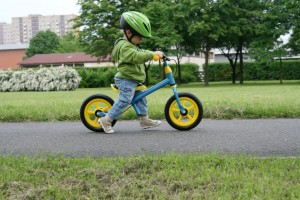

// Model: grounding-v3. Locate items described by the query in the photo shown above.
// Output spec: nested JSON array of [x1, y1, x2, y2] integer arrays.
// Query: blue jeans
[[107, 77, 148, 120]]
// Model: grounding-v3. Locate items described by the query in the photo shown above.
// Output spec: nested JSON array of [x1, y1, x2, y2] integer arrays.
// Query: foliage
[[281, 0, 300, 54], [55, 32, 84, 53], [0, 67, 81, 92], [76, 67, 117, 88], [74, 0, 299, 85], [75, 0, 181, 56], [287, 27, 300, 54], [208, 61, 300, 81], [75, 63, 199, 88], [173, 0, 226, 86], [74, 0, 151, 57], [147, 63, 199, 85], [25, 30, 60, 58]]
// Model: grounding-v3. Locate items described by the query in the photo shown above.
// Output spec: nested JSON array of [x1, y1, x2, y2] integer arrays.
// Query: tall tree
[[142, 0, 183, 83], [75, 0, 153, 57], [215, 0, 271, 84], [285, 0, 300, 54], [74, 0, 120, 57], [75, 0, 183, 85], [55, 32, 84, 53], [25, 30, 60, 58], [248, 0, 295, 83], [180, 0, 226, 86]]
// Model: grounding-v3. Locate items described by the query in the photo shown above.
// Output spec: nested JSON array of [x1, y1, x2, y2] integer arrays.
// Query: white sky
[[0, 0, 80, 23]]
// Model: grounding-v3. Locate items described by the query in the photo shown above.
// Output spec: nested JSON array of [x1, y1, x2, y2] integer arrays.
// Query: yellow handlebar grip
[[153, 55, 160, 61]]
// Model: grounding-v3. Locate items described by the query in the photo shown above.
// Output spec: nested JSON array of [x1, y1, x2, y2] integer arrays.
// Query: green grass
[[0, 153, 299, 199], [0, 80, 299, 121], [1, 81, 299, 199]]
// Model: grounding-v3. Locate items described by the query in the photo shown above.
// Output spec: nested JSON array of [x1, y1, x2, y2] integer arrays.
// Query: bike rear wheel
[[165, 92, 203, 131], [80, 94, 116, 132]]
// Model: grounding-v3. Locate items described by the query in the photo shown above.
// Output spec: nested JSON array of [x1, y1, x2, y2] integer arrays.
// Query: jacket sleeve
[[121, 45, 154, 64]]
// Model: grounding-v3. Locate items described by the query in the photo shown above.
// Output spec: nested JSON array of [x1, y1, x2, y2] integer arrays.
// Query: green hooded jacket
[[111, 38, 154, 83]]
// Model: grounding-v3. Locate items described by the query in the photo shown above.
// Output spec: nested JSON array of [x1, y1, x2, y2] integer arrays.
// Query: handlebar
[[153, 54, 171, 62]]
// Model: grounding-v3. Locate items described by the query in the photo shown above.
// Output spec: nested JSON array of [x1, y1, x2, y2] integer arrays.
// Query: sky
[[0, 0, 80, 23]]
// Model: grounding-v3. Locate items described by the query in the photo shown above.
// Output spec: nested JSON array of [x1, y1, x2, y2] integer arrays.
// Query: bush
[[0, 67, 81, 92], [148, 63, 199, 85], [207, 60, 300, 81], [76, 63, 200, 88], [76, 67, 117, 88]]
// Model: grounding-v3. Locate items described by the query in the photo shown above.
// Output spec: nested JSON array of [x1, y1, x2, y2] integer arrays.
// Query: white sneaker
[[140, 119, 161, 129], [98, 117, 114, 133]]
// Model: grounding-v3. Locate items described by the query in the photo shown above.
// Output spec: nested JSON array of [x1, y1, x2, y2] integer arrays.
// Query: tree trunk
[[177, 54, 182, 85], [204, 51, 209, 86], [239, 49, 244, 84], [144, 63, 150, 86], [229, 59, 236, 84], [279, 58, 283, 84], [159, 60, 164, 81]]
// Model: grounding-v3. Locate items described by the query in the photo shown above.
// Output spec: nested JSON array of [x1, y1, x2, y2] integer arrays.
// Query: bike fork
[[172, 87, 186, 115]]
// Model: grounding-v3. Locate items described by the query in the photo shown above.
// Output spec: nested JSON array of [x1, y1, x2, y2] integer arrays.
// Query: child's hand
[[154, 51, 164, 59]]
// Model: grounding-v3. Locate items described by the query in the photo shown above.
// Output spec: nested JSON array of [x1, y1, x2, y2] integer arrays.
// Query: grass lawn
[[0, 153, 299, 199], [1, 81, 299, 199], [0, 80, 299, 121]]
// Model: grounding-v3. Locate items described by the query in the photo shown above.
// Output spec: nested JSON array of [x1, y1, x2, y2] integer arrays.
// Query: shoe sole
[[141, 122, 161, 129], [98, 119, 114, 134]]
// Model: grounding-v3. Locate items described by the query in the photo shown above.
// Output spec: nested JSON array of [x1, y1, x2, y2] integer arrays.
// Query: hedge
[[75, 63, 200, 88], [207, 60, 300, 81], [0, 67, 81, 92]]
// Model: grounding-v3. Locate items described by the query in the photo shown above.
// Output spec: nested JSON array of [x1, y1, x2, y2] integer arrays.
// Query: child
[[98, 11, 164, 133]]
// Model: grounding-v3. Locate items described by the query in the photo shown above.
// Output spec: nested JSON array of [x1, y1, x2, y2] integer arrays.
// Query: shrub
[[0, 66, 81, 92], [207, 60, 300, 81], [75, 63, 199, 88], [76, 67, 117, 88], [148, 63, 199, 85]]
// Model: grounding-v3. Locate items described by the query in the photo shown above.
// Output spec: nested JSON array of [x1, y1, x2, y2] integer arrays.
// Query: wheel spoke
[[101, 105, 109, 112], [172, 107, 180, 112], [88, 110, 95, 114], [93, 118, 98, 125], [186, 105, 194, 111], [187, 114, 194, 120], [95, 103, 101, 110], [177, 115, 183, 122]]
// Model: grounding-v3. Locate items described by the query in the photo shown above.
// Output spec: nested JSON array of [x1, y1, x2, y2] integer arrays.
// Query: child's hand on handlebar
[[154, 51, 164, 58], [153, 51, 164, 61]]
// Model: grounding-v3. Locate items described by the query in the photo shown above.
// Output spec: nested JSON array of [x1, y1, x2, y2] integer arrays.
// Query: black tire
[[80, 94, 117, 132], [165, 92, 203, 131]]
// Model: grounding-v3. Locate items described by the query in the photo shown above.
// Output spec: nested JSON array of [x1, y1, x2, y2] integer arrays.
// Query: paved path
[[0, 119, 299, 157]]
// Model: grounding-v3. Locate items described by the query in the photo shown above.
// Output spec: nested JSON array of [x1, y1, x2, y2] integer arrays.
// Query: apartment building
[[0, 14, 76, 44], [0, 23, 12, 44]]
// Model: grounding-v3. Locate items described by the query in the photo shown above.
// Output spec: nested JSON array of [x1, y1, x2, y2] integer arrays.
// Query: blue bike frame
[[131, 57, 186, 116]]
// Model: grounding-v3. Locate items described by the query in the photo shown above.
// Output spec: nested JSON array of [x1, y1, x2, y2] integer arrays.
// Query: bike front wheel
[[165, 92, 203, 131], [80, 94, 116, 132]]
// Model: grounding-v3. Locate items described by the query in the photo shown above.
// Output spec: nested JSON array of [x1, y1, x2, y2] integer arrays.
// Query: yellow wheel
[[80, 94, 115, 132], [165, 92, 203, 131]]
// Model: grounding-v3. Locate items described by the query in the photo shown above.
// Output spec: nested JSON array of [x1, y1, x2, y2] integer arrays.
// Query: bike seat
[[110, 83, 147, 93]]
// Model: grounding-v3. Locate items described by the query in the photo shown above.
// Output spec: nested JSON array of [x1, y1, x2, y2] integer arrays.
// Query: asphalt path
[[0, 119, 299, 157]]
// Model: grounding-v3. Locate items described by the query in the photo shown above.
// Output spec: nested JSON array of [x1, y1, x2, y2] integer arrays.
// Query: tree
[[180, 0, 226, 86], [75, 0, 182, 85], [25, 30, 60, 58], [142, 0, 183, 84], [249, 38, 288, 84], [75, 0, 153, 57], [214, 0, 272, 84], [288, 28, 300, 54], [248, 0, 295, 84], [285, 0, 300, 54], [55, 32, 84, 53]]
